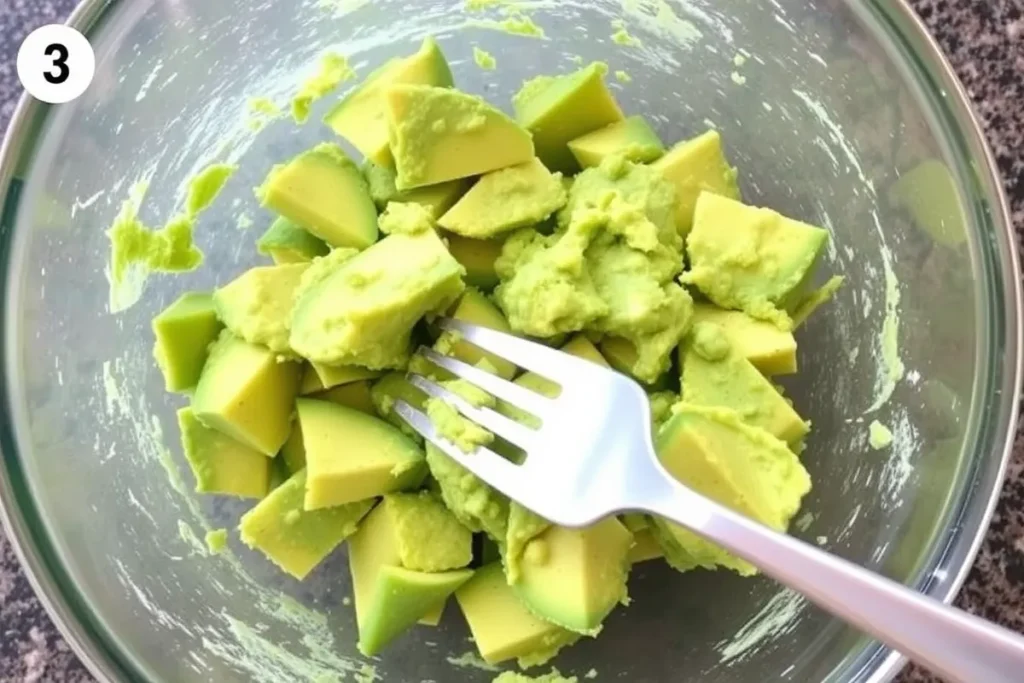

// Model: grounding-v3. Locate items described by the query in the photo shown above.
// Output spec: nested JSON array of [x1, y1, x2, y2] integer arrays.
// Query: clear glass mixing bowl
[[0, 0, 1019, 681]]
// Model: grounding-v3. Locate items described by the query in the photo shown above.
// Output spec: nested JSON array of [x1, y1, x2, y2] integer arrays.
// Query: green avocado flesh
[[153, 35, 839, 668]]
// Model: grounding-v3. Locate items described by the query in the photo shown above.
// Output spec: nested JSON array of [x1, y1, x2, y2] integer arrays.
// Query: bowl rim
[[0, 1, 1019, 682]]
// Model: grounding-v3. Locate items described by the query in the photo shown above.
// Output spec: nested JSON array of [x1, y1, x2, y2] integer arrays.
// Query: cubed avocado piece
[[680, 345, 808, 444], [419, 601, 444, 627], [620, 514, 648, 533], [152, 292, 223, 393], [314, 381, 377, 416], [363, 161, 470, 219], [567, 116, 665, 168], [628, 528, 664, 564], [426, 443, 509, 541], [456, 563, 579, 667], [290, 229, 465, 368], [652, 130, 741, 235], [279, 422, 305, 474], [683, 193, 829, 328], [505, 502, 551, 583], [598, 336, 672, 390], [653, 404, 811, 575], [192, 332, 302, 456], [386, 84, 535, 190], [690, 303, 798, 375], [259, 143, 378, 250], [238, 469, 373, 580], [512, 62, 625, 173], [511, 518, 632, 635], [371, 372, 430, 439], [213, 263, 309, 356], [444, 233, 504, 290], [325, 37, 454, 167], [177, 407, 269, 498], [309, 362, 381, 390], [358, 565, 473, 656], [790, 275, 845, 328], [257, 217, 330, 264], [298, 399, 426, 510], [435, 288, 517, 380], [438, 158, 567, 239]]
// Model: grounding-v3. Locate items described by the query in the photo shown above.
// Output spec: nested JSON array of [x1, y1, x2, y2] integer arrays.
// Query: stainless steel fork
[[396, 318, 1024, 683]]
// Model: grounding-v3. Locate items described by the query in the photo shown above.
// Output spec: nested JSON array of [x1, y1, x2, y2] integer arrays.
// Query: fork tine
[[407, 374, 537, 451], [438, 318, 594, 384], [418, 347, 553, 417], [394, 400, 528, 491]]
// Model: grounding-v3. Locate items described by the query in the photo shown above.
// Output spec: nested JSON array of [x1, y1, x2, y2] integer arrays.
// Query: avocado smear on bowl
[[138, 36, 835, 675]]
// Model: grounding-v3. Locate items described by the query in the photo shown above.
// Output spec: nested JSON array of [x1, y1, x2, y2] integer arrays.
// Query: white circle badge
[[17, 24, 96, 104]]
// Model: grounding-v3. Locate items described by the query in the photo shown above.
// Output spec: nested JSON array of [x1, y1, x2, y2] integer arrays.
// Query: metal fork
[[396, 318, 1024, 683]]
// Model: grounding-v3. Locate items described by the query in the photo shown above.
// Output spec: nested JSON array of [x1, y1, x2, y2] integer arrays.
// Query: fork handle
[[647, 482, 1024, 683]]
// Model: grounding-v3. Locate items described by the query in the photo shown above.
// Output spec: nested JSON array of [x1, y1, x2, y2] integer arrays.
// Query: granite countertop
[[1, 0, 1023, 681]]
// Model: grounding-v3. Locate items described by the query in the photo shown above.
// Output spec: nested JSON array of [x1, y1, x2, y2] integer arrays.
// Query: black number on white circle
[[43, 43, 70, 85]]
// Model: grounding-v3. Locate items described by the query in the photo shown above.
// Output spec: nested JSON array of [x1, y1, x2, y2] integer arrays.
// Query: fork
[[395, 318, 1024, 683]]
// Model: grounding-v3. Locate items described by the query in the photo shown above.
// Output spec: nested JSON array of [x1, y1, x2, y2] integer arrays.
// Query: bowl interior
[[0, 0, 1016, 681]]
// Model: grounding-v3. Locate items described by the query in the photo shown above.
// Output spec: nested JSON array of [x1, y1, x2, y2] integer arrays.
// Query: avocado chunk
[[267, 455, 291, 491], [314, 380, 377, 416], [652, 130, 741, 235], [681, 343, 808, 443], [568, 116, 665, 168], [386, 84, 535, 189], [213, 263, 309, 355], [279, 422, 305, 474], [259, 143, 378, 250], [238, 468, 373, 580], [444, 233, 504, 290], [690, 303, 798, 375], [192, 332, 302, 456], [426, 443, 509, 541], [597, 336, 671, 390], [456, 563, 579, 667], [511, 517, 632, 635], [790, 275, 844, 328], [505, 502, 551, 583], [435, 288, 517, 380], [513, 62, 625, 173], [177, 407, 269, 499], [363, 161, 470, 219], [683, 192, 829, 328], [438, 158, 567, 239], [151, 292, 223, 393], [653, 404, 811, 575], [290, 229, 465, 368], [298, 398, 427, 510], [627, 528, 664, 564], [257, 217, 330, 264], [307, 362, 381, 391], [370, 372, 430, 439], [325, 37, 454, 167]]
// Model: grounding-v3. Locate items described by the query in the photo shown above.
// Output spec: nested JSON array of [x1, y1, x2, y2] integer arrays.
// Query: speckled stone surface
[[0, 0, 1021, 681]]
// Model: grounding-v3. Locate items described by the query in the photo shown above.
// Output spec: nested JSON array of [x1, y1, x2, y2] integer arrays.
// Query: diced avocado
[[371, 372, 429, 439], [649, 390, 679, 432], [192, 332, 301, 456], [357, 565, 473, 656], [314, 381, 377, 416], [628, 528, 664, 564], [213, 264, 309, 355], [560, 335, 610, 367], [310, 362, 381, 390], [298, 398, 427, 510], [652, 130, 741, 235], [567, 116, 664, 168], [683, 193, 829, 328], [438, 158, 567, 239], [505, 502, 551, 583], [444, 233, 504, 290], [298, 364, 323, 395], [177, 407, 269, 498], [511, 517, 632, 635], [259, 143, 378, 250], [426, 443, 509, 541], [325, 37, 454, 167], [290, 229, 465, 369], [435, 288, 517, 380], [238, 469, 373, 580], [363, 161, 470, 219], [690, 303, 798, 375], [653, 404, 811, 575], [386, 84, 535, 189], [791, 275, 844, 328], [512, 62, 625, 173], [456, 563, 579, 667], [598, 336, 672, 389], [257, 217, 330, 264], [152, 292, 223, 393], [267, 455, 291, 491], [279, 422, 305, 474], [419, 601, 444, 627], [681, 346, 808, 444]]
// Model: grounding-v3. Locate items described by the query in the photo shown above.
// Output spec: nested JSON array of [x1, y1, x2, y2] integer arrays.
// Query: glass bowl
[[0, 0, 1019, 681]]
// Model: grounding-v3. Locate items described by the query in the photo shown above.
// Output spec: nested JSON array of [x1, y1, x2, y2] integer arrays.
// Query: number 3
[[44, 43, 69, 85]]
